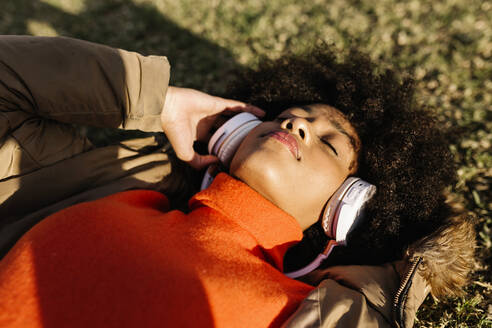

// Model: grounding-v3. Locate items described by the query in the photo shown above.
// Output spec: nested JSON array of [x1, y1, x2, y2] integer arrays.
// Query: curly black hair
[[225, 46, 457, 270]]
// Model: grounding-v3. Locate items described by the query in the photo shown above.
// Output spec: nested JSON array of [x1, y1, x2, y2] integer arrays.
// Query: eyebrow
[[299, 105, 358, 151]]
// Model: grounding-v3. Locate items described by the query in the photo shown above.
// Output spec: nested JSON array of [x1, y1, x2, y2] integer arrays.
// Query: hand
[[161, 86, 265, 169]]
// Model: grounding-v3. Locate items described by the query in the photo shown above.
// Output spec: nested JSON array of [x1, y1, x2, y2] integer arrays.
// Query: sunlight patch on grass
[[40, 0, 86, 15], [27, 20, 58, 36]]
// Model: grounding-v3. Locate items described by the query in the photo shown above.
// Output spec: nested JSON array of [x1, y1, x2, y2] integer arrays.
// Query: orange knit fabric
[[0, 173, 314, 328]]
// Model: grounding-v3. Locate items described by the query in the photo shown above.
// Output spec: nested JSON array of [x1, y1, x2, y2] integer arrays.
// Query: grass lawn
[[1, 0, 490, 326]]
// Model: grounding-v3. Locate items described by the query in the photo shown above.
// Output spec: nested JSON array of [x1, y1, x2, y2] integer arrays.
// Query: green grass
[[1, 0, 490, 326]]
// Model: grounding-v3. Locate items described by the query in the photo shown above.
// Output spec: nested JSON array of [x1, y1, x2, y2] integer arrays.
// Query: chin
[[231, 154, 285, 206]]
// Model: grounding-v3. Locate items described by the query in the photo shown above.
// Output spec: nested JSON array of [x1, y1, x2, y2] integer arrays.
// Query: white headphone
[[285, 177, 376, 278], [200, 112, 261, 190], [201, 113, 376, 278]]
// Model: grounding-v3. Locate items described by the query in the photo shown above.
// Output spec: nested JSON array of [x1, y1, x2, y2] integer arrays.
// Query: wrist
[[161, 86, 176, 125]]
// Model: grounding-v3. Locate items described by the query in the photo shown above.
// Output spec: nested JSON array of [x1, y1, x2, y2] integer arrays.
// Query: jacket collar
[[189, 173, 303, 271]]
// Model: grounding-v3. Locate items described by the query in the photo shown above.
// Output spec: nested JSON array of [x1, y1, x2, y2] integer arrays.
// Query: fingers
[[229, 104, 265, 118], [187, 153, 219, 170], [173, 146, 194, 163], [214, 97, 265, 118], [163, 126, 194, 162]]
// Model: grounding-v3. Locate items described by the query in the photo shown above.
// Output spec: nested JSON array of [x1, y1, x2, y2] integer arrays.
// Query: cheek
[[294, 165, 338, 208], [294, 153, 348, 210], [311, 147, 348, 183]]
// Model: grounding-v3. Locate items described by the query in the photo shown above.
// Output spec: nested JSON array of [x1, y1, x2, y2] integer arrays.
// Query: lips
[[266, 131, 300, 159]]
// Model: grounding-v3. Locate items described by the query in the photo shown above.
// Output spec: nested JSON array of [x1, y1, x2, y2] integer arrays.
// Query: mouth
[[265, 131, 300, 160]]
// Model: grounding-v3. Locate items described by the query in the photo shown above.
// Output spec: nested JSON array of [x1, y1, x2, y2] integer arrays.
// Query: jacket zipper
[[392, 256, 423, 328]]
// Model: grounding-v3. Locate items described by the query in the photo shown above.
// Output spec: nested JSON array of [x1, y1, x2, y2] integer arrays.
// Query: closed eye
[[321, 139, 338, 156]]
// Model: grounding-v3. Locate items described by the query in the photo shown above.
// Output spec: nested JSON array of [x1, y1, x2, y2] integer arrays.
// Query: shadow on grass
[[0, 0, 241, 94]]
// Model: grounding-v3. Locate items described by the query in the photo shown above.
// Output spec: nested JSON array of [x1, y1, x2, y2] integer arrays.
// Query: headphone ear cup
[[322, 177, 360, 239], [201, 113, 261, 191], [217, 120, 260, 166], [208, 112, 260, 155], [322, 177, 376, 244]]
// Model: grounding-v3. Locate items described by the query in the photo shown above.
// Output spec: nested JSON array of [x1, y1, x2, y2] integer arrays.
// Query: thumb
[[166, 132, 195, 162], [187, 153, 219, 170]]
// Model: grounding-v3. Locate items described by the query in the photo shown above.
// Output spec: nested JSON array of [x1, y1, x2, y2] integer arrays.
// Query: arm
[[0, 35, 169, 135]]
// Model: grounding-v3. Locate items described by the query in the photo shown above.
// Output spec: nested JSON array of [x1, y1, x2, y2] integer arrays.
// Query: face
[[230, 104, 360, 230]]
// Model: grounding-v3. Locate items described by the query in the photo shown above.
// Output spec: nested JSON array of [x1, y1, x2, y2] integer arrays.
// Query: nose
[[280, 117, 311, 143]]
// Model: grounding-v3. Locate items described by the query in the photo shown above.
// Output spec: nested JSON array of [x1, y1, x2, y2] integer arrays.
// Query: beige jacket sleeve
[[0, 35, 170, 179], [0, 35, 169, 133]]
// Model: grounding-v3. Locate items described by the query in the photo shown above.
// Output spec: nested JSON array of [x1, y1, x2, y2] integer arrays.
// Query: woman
[[0, 36, 475, 327]]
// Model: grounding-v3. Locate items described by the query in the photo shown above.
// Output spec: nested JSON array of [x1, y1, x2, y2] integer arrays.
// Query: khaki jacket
[[0, 36, 446, 327]]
